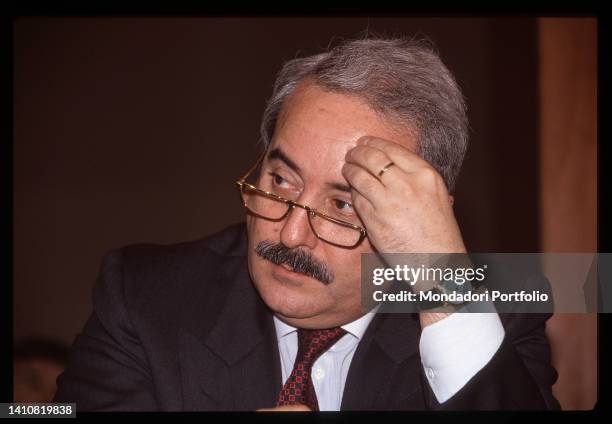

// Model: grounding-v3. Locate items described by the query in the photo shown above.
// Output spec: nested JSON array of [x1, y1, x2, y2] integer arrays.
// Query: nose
[[279, 204, 319, 250]]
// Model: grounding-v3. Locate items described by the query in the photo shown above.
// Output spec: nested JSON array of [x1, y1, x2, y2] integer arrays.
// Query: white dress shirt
[[273, 307, 505, 410]]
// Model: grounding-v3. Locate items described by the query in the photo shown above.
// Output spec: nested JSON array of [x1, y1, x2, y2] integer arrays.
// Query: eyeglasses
[[235, 152, 368, 248]]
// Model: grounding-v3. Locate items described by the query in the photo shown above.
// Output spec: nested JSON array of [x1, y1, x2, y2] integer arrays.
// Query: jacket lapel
[[179, 253, 282, 411], [341, 312, 423, 410]]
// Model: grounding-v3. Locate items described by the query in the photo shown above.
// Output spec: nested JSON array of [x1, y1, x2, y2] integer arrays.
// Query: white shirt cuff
[[419, 308, 505, 403]]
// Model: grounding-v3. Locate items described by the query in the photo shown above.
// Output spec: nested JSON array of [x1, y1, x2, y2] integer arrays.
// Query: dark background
[[13, 17, 539, 346]]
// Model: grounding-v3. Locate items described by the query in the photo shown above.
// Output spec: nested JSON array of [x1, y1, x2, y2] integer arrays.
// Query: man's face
[[246, 80, 416, 329]]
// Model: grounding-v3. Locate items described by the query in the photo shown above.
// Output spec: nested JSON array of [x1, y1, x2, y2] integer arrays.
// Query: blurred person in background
[[14, 339, 69, 403]]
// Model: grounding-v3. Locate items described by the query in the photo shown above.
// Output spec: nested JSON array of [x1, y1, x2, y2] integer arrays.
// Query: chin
[[262, 283, 320, 318]]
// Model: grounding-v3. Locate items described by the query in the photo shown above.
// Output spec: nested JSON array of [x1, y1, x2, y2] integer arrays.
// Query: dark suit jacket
[[54, 223, 561, 411]]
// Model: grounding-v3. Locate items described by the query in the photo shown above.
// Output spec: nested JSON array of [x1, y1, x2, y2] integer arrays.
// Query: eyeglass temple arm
[[238, 151, 267, 183]]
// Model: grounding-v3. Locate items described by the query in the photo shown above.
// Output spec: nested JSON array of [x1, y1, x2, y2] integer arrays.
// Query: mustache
[[255, 240, 334, 285]]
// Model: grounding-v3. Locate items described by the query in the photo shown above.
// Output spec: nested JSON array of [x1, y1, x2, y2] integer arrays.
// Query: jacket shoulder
[[119, 221, 247, 262], [93, 222, 249, 328]]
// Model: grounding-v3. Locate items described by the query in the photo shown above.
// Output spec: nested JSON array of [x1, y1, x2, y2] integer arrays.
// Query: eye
[[268, 172, 291, 188], [270, 172, 285, 186], [333, 199, 354, 214]]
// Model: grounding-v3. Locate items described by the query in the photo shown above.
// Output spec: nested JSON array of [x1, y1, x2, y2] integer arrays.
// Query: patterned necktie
[[276, 327, 347, 411]]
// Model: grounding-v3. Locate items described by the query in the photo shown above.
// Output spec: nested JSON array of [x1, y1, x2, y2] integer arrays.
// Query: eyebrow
[[266, 147, 353, 194], [326, 181, 352, 193], [266, 148, 301, 174]]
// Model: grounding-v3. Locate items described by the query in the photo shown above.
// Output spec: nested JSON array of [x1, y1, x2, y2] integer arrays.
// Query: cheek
[[247, 216, 281, 250], [330, 244, 375, 290], [363, 238, 377, 253], [325, 250, 363, 292], [247, 217, 283, 277]]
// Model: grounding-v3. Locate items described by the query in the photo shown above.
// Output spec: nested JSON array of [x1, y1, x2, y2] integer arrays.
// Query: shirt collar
[[273, 306, 379, 341]]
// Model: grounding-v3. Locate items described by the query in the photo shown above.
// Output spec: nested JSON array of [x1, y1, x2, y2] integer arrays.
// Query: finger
[[351, 187, 376, 220], [342, 162, 385, 207], [359, 137, 450, 195], [345, 149, 412, 194], [345, 144, 394, 180], [345, 145, 410, 189], [357, 136, 431, 174]]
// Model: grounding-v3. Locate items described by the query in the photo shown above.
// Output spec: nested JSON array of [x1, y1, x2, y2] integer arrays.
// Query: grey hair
[[260, 36, 468, 193]]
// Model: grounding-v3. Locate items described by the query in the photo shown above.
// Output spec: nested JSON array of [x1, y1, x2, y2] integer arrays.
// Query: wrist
[[419, 311, 453, 328]]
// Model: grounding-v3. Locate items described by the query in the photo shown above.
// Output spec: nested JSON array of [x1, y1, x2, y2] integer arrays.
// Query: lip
[[270, 262, 309, 284]]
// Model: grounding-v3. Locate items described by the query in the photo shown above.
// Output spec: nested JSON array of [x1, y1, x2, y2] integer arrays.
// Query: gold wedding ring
[[378, 161, 395, 177]]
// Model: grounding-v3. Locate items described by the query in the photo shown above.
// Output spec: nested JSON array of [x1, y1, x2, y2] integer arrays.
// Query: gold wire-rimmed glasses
[[235, 152, 368, 248]]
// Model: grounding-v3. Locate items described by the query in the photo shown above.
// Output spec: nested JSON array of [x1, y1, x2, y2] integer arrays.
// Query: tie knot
[[296, 327, 347, 365]]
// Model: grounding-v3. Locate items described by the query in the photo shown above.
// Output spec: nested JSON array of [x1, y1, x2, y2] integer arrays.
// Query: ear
[[449, 195, 454, 206]]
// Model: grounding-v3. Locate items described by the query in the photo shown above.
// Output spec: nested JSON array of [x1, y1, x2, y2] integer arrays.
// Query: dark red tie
[[276, 327, 347, 411]]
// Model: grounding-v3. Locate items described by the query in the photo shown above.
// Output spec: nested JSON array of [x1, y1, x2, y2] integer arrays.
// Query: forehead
[[268, 81, 415, 181]]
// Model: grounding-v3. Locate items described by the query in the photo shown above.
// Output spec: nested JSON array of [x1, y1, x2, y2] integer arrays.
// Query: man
[[54, 36, 560, 411]]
